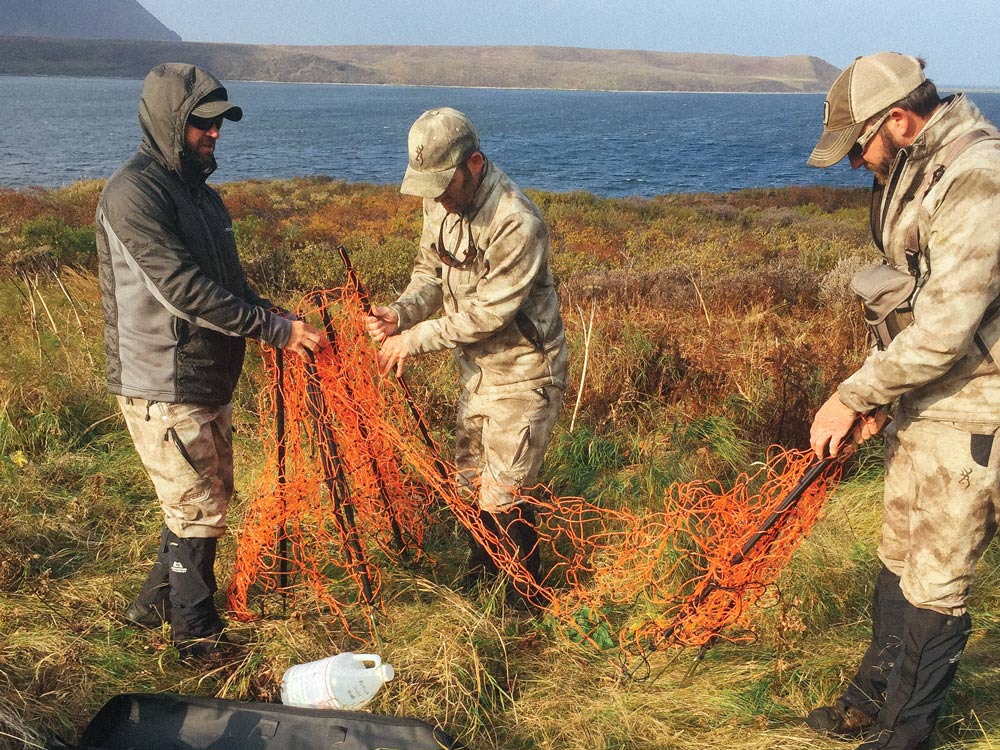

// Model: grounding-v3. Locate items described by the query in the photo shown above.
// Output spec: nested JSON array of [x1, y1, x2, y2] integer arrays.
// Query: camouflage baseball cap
[[808, 52, 925, 168], [400, 107, 479, 197]]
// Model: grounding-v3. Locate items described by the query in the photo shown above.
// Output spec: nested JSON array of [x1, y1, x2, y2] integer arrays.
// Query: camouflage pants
[[454, 385, 563, 512], [117, 396, 233, 539], [879, 415, 1000, 615]]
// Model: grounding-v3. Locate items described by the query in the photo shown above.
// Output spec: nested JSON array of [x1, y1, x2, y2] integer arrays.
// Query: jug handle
[[356, 653, 381, 668]]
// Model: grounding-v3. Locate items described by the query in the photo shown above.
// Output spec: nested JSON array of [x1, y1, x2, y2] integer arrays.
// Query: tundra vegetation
[[0, 178, 997, 749]]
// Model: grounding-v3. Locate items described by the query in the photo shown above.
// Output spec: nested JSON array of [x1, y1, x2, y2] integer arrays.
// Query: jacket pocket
[[515, 310, 545, 352], [971, 433, 995, 468]]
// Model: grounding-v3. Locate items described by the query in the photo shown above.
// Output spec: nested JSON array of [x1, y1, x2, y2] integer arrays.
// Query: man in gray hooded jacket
[[806, 52, 1000, 750], [96, 63, 323, 659]]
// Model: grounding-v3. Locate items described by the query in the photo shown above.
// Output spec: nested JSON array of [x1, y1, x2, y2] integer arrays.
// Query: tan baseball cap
[[808, 52, 925, 168], [400, 107, 479, 197]]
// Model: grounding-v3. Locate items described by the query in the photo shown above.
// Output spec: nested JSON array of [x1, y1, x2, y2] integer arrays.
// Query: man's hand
[[377, 334, 408, 377], [809, 394, 860, 459], [282, 319, 327, 358], [366, 306, 399, 343], [853, 408, 889, 444]]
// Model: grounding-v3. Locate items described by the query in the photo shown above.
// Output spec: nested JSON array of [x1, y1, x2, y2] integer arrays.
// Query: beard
[[179, 147, 217, 184], [873, 129, 905, 184]]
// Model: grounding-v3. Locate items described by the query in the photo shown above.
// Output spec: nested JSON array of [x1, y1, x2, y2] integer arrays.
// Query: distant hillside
[[0, 0, 180, 42], [330, 46, 841, 92], [0, 37, 839, 92]]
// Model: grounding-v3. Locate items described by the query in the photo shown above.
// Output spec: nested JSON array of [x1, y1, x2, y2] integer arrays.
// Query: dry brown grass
[[1, 180, 997, 749]]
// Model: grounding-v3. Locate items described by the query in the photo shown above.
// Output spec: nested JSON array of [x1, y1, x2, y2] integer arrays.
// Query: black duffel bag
[[52, 693, 464, 750]]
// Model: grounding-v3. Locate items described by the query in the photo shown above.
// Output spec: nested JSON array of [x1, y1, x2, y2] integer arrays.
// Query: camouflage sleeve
[[839, 165, 1000, 412], [391, 203, 444, 332], [401, 212, 548, 355]]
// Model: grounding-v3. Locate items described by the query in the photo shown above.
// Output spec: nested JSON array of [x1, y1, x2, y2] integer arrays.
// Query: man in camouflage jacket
[[367, 108, 567, 598], [806, 52, 1000, 750]]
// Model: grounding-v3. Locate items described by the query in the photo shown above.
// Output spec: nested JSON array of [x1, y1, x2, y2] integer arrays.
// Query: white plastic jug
[[280, 652, 395, 710]]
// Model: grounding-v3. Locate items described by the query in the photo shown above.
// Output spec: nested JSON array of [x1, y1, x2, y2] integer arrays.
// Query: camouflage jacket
[[839, 95, 1000, 422], [391, 162, 568, 395]]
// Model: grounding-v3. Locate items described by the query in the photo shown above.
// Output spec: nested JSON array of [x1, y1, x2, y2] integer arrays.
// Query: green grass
[[0, 180, 997, 749]]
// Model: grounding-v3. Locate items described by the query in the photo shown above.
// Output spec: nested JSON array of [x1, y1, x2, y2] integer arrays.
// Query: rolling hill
[[0, 0, 180, 42], [0, 37, 840, 92]]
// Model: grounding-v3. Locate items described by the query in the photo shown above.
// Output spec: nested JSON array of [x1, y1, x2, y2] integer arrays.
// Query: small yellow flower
[[10, 450, 28, 468]]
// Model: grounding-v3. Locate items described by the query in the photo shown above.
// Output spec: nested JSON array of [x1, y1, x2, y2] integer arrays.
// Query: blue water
[[3, 75, 999, 196]]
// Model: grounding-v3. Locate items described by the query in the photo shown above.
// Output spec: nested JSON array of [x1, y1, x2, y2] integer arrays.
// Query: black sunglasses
[[431, 214, 479, 269], [848, 112, 891, 160], [187, 114, 225, 131]]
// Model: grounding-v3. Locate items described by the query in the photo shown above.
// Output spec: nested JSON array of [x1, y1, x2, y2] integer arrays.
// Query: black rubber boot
[[855, 604, 971, 750], [495, 505, 546, 610], [496, 505, 541, 583], [807, 566, 905, 738], [124, 525, 172, 628], [460, 510, 500, 590], [845, 567, 909, 715], [202, 534, 225, 634], [168, 535, 232, 660]]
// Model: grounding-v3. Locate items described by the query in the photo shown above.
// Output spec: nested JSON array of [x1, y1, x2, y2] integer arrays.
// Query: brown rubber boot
[[806, 702, 876, 739]]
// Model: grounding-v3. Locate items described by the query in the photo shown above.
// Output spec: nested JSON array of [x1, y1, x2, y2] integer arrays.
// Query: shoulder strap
[[906, 127, 1000, 258]]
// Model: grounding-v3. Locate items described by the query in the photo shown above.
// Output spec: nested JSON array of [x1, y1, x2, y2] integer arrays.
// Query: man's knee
[[478, 484, 519, 514]]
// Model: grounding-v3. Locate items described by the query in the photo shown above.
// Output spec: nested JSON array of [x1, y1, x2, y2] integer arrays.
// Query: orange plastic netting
[[227, 279, 847, 660]]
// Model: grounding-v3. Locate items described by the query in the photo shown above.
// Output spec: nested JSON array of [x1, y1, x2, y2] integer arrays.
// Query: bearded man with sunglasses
[[806, 52, 1000, 750], [367, 108, 567, 601], [96, 63, 323, 659]]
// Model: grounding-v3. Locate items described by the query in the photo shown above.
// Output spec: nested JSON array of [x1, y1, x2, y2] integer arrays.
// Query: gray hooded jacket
[[96, 63, 290, 406]]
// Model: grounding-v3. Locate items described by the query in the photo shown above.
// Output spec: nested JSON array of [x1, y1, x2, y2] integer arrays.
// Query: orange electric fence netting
[[227, 285, 847, 660]]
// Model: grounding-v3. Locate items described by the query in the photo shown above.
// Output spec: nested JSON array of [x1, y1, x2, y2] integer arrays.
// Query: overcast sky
[[138, 0, 1000, 88]]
